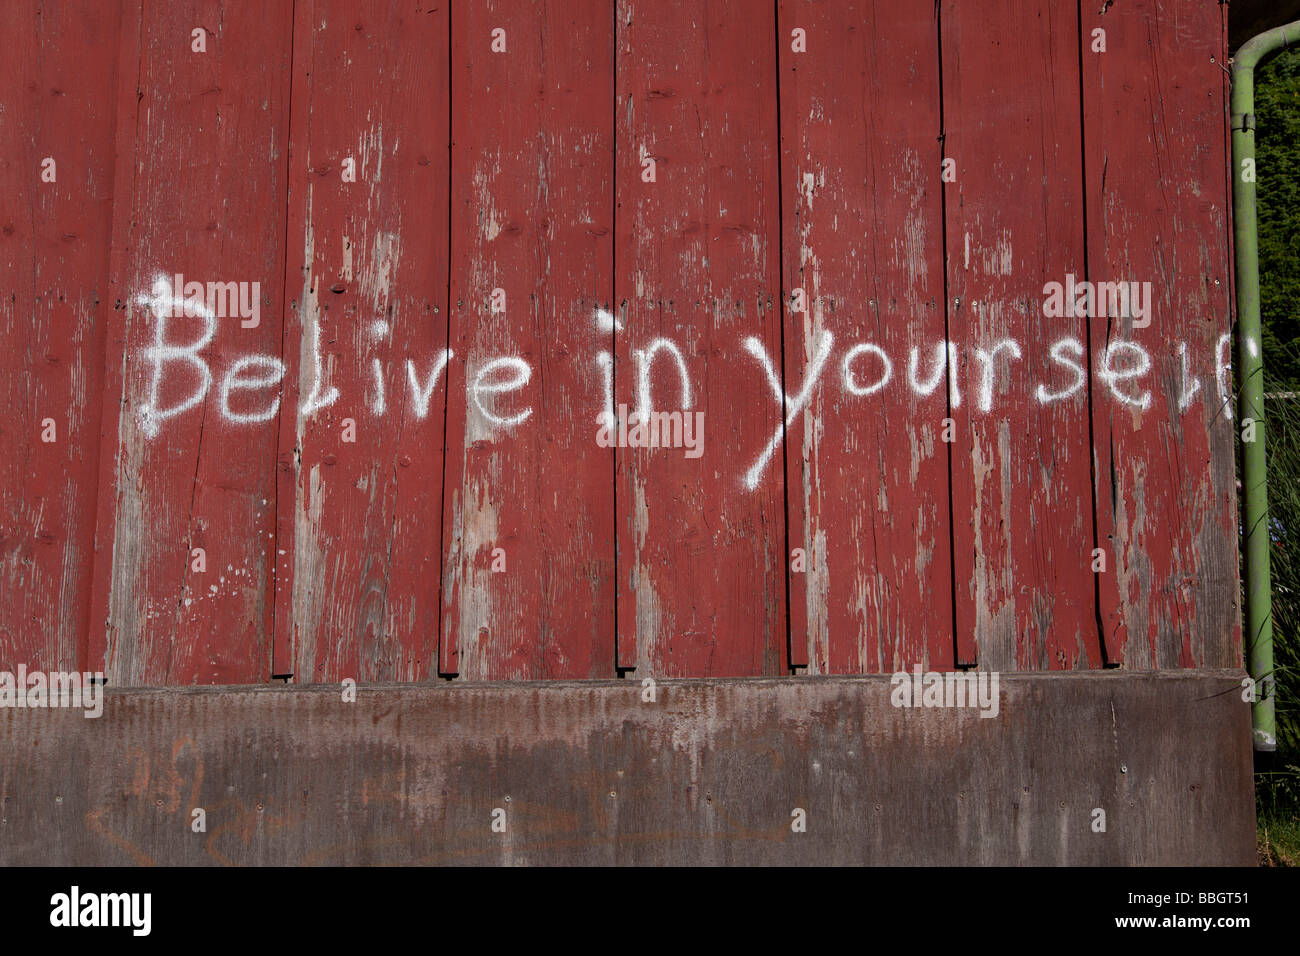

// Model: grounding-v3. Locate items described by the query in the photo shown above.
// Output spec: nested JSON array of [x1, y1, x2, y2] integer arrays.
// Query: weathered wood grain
[[89, 0, 293, 685], [778, 0, 953, 674], [0, 1, 121, 674], [941, 0, 1102, 671], [275, 0, 450, 683], [1082, 0, 1241, 668], [441, 0, 617, 680], [0, 673, 1258, 865], [614, 0, 787, 677]]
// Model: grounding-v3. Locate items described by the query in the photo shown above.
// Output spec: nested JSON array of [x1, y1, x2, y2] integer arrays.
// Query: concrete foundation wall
[[0, 671, 1256, 865]]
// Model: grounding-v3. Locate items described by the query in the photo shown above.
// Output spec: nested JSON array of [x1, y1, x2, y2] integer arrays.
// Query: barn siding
[[0, 0, 1239, 685], [0, 672, 1258, 865], [443, 0, 616, 680], [778, 0, 953, 674], [0, 2, 121, 676], [941, 0, 1102, 673], [275, 1, 451, 683], [87, 0, 294, 685], [1081, 0, 1242, 670], [615, 0, 787, 677]]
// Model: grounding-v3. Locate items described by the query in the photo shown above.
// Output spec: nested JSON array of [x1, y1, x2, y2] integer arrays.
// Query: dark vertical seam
[[1076, 0, 1110, 668], [271, 0, 299, 680], [774, 0, 792, 674], [611, 0, 621, 677], [438, 0, 454, 678], [936, 0, 961, 670]]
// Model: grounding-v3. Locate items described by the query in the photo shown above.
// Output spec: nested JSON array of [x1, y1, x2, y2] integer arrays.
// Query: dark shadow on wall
[[1232, 0, 1300, 51]]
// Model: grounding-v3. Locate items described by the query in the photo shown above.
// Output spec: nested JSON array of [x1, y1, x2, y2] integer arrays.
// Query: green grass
[[1258, 806, 1300, 865], [1253, 47, 1300, 866], [1260, 397, 1300, 749], [1254, 395, 1300, 865]]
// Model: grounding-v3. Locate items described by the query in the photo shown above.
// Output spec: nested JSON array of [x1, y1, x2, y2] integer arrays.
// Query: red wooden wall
[[0, 0, 1240, 686]]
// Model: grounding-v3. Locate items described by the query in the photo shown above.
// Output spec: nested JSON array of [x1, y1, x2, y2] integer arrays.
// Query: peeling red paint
[[1, 0, 1240, 684]]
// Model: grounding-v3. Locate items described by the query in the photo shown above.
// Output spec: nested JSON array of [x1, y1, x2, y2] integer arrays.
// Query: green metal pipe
[[1231, 21, 1300, 752]]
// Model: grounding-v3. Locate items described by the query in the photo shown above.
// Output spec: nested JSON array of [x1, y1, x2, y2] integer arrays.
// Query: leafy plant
[[1258, 48, 1300, 393], [1253, 48, 1300, 858]]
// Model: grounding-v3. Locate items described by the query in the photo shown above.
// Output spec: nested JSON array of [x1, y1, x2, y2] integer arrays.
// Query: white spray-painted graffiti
[[132, 276, 1234, 489]]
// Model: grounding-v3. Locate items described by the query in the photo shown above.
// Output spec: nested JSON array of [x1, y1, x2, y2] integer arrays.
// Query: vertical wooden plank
[[941, 0, 1102, 671], [777, 0, 952, 674], [1082, 0, 1240, 668], [615, 0, 785, 677], [0, 1, 121, 673], [88, 0, 293, 685], [276, 0, 450, 683], [442, 0, 615, 680]]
